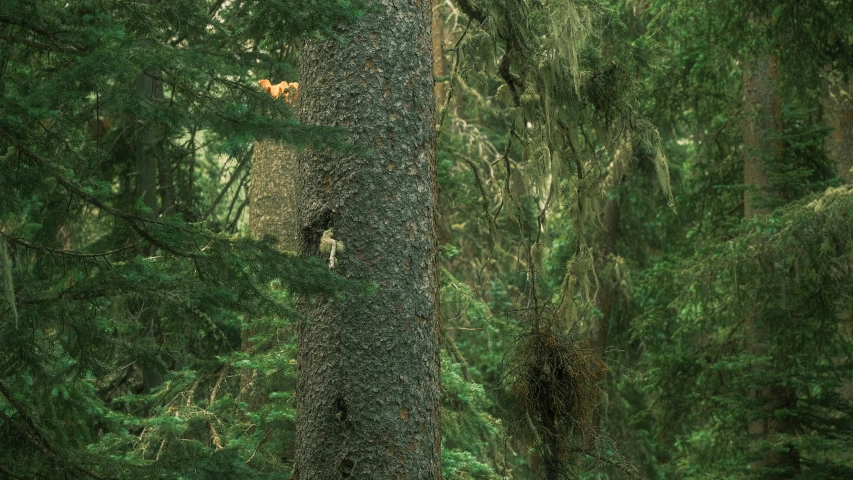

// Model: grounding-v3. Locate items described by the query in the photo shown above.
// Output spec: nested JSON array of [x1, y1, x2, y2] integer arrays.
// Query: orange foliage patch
[[258, 79, 299, 104]]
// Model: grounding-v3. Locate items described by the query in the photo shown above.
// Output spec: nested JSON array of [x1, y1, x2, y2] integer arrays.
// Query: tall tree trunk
[[742, 52, 800, 478], [135, 64, 164, 393], [158, 153, 175, 216], [135, 70, 160, 218], [587, 135, 629, 441], [823, 72, 853, 183], [294, 1, 441, 478]]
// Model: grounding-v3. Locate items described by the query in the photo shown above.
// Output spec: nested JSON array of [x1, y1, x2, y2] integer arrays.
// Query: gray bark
[[294, 1, 441, 478]]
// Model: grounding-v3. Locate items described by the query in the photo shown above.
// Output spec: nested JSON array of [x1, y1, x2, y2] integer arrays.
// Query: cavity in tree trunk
[[294, 1, 441, 478]]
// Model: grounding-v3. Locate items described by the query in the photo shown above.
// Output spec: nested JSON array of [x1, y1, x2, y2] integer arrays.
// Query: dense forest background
[[1, 0, 852, 478]]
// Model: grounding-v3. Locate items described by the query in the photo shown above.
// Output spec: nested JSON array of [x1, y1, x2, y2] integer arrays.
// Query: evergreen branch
[[0, 128, 201, 258], [0, 233, 137, 260], [201, 149, 251, 222], [0, 381, 110, 479], [461, 156, 497, 251], [0, 31, 77, 53], [498, 49, 524, 103], [0, 16, 86, 51]]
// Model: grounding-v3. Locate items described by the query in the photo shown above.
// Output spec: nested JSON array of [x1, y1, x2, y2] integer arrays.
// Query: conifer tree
[[294, 1, 442, 477]]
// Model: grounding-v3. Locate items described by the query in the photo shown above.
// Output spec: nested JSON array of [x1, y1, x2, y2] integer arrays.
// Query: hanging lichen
[[448, 0, 672, 477]]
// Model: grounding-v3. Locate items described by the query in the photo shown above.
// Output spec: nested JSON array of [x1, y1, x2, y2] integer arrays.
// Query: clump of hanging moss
[[508, 316, 607, 476]]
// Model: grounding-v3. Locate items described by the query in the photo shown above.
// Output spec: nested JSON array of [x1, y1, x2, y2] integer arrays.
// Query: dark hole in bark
[[338, 457, 354, 478], [335, 396, 348, 423], [300, 210, 333, 256]]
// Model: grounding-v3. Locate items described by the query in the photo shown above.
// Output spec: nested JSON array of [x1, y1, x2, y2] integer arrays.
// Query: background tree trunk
[[742, 52, 800, 478], [135, 70, 161, 219], [241, 119, 301, 412], [250, 140, 299, 252], [294, 1, 441, 477], [742, 54, 782, 218], [823, 72, 853, 183], [135, 68, 165, 394]]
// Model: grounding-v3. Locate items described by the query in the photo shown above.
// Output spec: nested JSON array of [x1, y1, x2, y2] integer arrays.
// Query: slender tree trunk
[[742, 54, 782, 218], [135, 70, 161, 218], [590, 136, 631, 355], [823, 72, 853, 183], [294, 1, 441, 477], [583, 135, 630, 446], [742, 52, 800, 478], [135, 59, 165, 393]]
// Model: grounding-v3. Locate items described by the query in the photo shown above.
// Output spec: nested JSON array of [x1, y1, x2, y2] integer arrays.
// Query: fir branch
[[0, 128, 201, 258], [1, 233, 136, 260]]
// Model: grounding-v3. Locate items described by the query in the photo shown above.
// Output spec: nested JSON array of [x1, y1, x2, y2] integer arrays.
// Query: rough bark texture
[[294, 1, 441, 478], [823, 72, 853, 183], [742, 55, 782, 218], [250, 140, 299, 252], [742, 53, 800, 477]]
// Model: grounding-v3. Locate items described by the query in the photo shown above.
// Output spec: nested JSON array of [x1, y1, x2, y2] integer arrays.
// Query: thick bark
[[294, 1, 441, 478], [742, 54, 782, 218], [823, 72, 853, 183], [742, 53, 800, 478]]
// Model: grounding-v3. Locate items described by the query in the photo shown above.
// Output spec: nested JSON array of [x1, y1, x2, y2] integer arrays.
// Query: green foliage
[[0, 0, 368, 477], [637, 186, 853, 478], [3, 0, 852, 478]]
